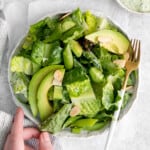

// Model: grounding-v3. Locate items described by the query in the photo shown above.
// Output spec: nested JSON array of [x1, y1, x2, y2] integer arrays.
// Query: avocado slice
[[28, 65, 64, 117], [37, 68, 65, 121], [85, 29, 129, 54], [37, 71, 54, 121]]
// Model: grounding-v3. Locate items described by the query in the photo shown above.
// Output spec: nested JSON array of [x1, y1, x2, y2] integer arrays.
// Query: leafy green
[[61, 17, 76, 32], [52, 101, 63, 113], [83, 121, 109, 131], [63, 116, 82, 128], [95, 111, 113, 121], [11, 56, 40, 75], [102, 81, 114, 110], [72, 8, 87, 28], [71, 118, 98, 128], [63, 67, 88, 84], [64, 68, 100, 116], [122, 92, 132, 109], [40, 104, 72, 133], [82, 51, 102, 71], [11, 72, 29, 100], [31, 41, 50, 65], [44, 24, 62, 42], [46, 42, 63, 65], [84, 10, 98, 34], [73, 58, 87, 73], [78, 99, 100, 116], [61, 8, 87, 43], [62, 87, 71, 103], [61, 26, 84, 43], [31, 41, 63, 66]]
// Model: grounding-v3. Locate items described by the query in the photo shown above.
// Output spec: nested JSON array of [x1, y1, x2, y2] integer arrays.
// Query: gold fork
[[104, 39, 141, 150]]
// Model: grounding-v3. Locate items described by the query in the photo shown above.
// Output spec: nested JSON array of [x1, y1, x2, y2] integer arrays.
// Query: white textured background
[[0, 0, 150, 150]]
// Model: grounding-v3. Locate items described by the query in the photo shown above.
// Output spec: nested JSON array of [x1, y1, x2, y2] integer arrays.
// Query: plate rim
[[8, 9, 139, 138]]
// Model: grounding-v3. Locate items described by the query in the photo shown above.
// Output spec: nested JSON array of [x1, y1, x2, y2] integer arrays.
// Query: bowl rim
[[8, 9, 139, 138]]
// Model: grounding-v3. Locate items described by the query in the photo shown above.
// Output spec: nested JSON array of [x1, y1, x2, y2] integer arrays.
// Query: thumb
[[39, 132, 53, 150]]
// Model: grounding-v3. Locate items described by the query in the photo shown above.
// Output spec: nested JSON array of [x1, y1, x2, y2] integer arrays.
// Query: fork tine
[[128, 39, 134, 61], [128, 39, 133, 60], [131, 39, 137, 61], [132, 40, 140, 62], [135, 40, 141, 63]]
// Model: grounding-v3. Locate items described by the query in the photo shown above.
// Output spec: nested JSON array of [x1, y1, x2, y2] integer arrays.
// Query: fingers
[[3, 134, 10, 150], [11, 107, 24, 137], [25, 145, 34, 150], [23, 127, 40, 140], [39, 132, 53, 150]]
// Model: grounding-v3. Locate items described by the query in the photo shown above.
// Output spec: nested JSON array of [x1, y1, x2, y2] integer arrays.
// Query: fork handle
[[104, 89, 125, 150]]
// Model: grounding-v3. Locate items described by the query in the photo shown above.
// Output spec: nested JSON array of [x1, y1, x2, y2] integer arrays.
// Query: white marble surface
[[0, 0, 150, 150]]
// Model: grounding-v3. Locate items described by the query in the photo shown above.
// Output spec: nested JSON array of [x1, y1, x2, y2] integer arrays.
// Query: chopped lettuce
[[11, 72, 29, 101], [61, 26, 84, 43], [63, 116, 82, 128], [45, 42, 63, 65], [40, 104, 72, 133], [72, 8, 87, 28], [31, 41, 63, 66], [11, 56, 40, 75], [122, 92, 132, 109], [95, 111, 113, 121], [31, 41, 50, 65], [63, 67, 88, 84], [82, 51, 102, 71], [83, 121, 109, 132], [61, 8, 87, 43], [44, 24, 62, 42], [61, 17, 76, 32], [84, 10, 98, 34], [102, 81, 114, 110], [64, 68, 100, 116]]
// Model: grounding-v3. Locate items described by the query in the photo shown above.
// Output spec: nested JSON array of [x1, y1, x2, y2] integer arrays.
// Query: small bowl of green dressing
[[116, 0, 150, 14]]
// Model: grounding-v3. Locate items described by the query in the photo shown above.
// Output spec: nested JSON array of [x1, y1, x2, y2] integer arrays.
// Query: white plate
[[8, 9, 139, 138], [116, 0, 150, 14]]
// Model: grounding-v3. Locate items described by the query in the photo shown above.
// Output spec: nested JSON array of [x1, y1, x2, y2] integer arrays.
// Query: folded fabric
[[0, 110, 62, 150], [0, 111, 38, 150], [0, 18, 7, 72]]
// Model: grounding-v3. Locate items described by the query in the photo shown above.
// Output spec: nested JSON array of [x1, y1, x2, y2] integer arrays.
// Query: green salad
[[10, 8, 137, 134]]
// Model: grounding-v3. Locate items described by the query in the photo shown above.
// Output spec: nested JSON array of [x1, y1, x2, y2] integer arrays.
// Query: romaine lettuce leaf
[[84, 10, 98, 34], [65, 79, 99, 115], [61, 26, 84, 43], [122, 92, 132, 109], [82, 51, 102, 71], [61, 8, 87, 43], [31, 41, 63, 66], [11, 56, 40, 75], [72, 8, 87, 28], [102, 81, 114, 110], [63, 67, 88, 84], [31, 41, 50, 65], [45, 42, 63, 65], [11, 72, 29, 100], [40, 104, 72, 133]]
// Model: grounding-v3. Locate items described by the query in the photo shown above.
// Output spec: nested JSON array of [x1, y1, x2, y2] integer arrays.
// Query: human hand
[[4, 107, 53, 150]]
